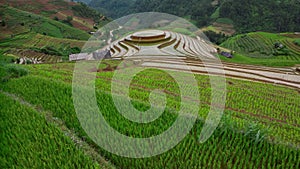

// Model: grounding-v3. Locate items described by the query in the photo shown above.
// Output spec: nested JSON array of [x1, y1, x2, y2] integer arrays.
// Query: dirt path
[[108, 26, 123, 45]]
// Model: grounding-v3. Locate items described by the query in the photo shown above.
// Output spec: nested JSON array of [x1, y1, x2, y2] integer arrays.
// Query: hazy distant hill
[[74, 0, 92, 4], [89, 0, 136, 19]]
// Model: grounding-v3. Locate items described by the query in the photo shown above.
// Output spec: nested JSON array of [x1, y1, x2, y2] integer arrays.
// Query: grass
[[0, 60, 299, 168], [215, 18, 234, 25], [294, 39, 300, 46], [210, 7, 220, 19], [203, 25, 219, 33], [0, 92, 100, 168], [218, 53, 300, 67]]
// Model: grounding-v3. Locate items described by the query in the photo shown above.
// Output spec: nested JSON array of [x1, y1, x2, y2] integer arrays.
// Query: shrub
[[244, 123, 268, 143], [40, 46, 62, 56], [66, 16, 73, 22], [204, 30, 229, 45], [5, 64, 28, 78], [0, 64, 8, 82], [53, 16, 59, 21], [70, 47, 81, 54], [294, 39, 300, 46], [1, 20, 5, 26], [0, 64, 28, 82]]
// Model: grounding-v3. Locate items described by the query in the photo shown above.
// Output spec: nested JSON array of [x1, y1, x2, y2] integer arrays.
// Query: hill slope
[[0, 0, 109, 31], [87, 0, 300, 33], [0, 32, 86, 62], [0, 5, 90, 40], [0, 4, 95, 63], [220, 32, 300, 66], [89, 0, 136, 19], [218, 0, 300, 33]]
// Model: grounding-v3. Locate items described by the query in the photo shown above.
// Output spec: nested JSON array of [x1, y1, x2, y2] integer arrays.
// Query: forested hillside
[[89, 0, 136, 19], [88, 0, 216, 27], [219, 0, 300, 33], [86, 0, 300, 33]]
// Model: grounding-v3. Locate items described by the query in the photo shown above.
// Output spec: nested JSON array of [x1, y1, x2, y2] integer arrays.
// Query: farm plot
[[107, 30, 216, 59], [0, 92, 100, 168], [221, 32, 300, 64], [0, 33, 86, 63], [1, 61, 299, 168]]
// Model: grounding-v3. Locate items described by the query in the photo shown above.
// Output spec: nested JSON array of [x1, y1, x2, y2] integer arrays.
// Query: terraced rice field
[[11, 49, 62, 63], [107, 30, 216, 58], [104, 30, 300, 89], [1, 60, 299, 168], [0, 33, 86, 63], [221, 32, 300, 60], [2, 29, 299, 168]]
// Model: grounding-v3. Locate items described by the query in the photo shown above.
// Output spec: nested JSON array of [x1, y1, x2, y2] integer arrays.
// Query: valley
[[0, 0, 299, 168]]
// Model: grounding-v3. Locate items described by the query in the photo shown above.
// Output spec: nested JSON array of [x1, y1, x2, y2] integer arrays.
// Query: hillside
[[218, 0, 300, 33], [89, 0, 136, 19], [0, 4, 99, 63], [88, 0, 215, 27], [219, 32, 300, 66], [0, 1, 299, 168], [0, 32, 86, 63], [86, 0, 300, 34], [0, 58, 299, 168], [0, 5, 90, 40], [0, 0, 109, 32]]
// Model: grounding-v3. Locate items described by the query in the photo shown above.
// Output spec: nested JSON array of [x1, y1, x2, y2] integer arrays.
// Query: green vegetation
[[294, 39, 300, 46], [220, 32, 300, 66], [218, 53, 300, 67], [0, 33, 85, 62], [204, 30, 229, 45], [219, 0, 300, 33], [87, 0, 299, 34], [0, 52, 28, 81], [0, 64, 28, 82], [1, 1, 299, 168], [0, 93, 100, 168], [0, 61, 299, 168], [89, 0, 136, 19], [215, 17, 233, 25], [72, 2, 106, 22], [0, 6, 90, 40], [88, 0, 215, 27], [210, 7, 220, 19], [62, 16, 74, 26], [0, 52, 15, 64]]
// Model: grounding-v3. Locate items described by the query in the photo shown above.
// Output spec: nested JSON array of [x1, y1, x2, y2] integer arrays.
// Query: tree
[[1, 20, 5, 27], [54, 16, 59, 21], [62, 16, 73, 26], [66, 16, 73, 22]]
